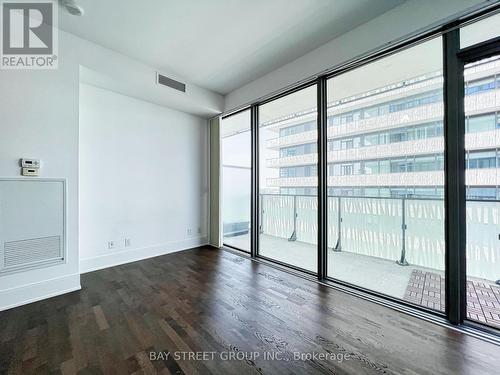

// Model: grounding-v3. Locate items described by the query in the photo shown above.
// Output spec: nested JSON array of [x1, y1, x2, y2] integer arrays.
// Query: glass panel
[[460, 12, 500, 49], [467, 114, 495, 133], [326, 37, 446, 312], [221, 110, 251, 252], [464, 56, 500, 329], [258, 85, 317, 272]]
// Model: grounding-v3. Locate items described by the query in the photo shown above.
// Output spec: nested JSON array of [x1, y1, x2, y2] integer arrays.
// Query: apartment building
[[263, 57, 500, 199]]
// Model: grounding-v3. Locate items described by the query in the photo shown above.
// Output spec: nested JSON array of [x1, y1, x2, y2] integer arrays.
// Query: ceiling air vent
[[156, 73, 186, 92]]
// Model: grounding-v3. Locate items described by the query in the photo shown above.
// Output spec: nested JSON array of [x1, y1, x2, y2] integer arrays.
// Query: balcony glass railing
[[243, 194, 499, 282], [223, 196, 499, 320]]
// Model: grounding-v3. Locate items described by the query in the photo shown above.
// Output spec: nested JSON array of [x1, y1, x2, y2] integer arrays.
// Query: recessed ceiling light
[[62, 0, 84, 16]]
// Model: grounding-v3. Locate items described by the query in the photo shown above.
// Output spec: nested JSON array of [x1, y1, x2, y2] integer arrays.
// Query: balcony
[[266, 129, 500, 168], [223, 195, 500, 327], [265, 130, 317, 149], [264, 88, 500, 150], [266, 169, 500, 188], [266, 137, 441, 169], [327, 77, 443, 115], [267, 171, 444, 187]]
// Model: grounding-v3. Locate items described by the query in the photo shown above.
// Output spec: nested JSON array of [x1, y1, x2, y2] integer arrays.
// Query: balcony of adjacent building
[[264, 87, 500, 150], [266, 128, 500, 168], [223, 194, 500, 328], [266, 169, 500, 189]]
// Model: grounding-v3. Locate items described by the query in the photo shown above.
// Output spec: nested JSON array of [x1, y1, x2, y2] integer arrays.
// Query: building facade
[[262, 57, 500, 200]]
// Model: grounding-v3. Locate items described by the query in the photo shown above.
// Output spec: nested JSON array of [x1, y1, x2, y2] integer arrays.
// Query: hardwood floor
[[1, 247, 499, 374]]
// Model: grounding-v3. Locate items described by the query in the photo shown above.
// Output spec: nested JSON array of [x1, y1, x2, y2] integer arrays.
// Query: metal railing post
[[497, 233, 500, 285], [333, 196, 342, 251], [288, 195, 297, 241], [396, 197, 409, 266]]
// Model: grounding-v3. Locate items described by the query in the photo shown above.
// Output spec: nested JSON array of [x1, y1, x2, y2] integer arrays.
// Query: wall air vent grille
[[3, 236, 62, 270], [157, 73, 186, 92]]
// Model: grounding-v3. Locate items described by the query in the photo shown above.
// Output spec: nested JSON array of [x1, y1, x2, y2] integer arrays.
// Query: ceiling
[[59, 0, 406, 95]]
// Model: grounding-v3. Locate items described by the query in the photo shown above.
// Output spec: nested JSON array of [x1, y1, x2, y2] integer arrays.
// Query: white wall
[[0, 32, 80, 310], [224, 0, 488, 110], [79, 84, 208, 272], [0, 29, 221, 311]]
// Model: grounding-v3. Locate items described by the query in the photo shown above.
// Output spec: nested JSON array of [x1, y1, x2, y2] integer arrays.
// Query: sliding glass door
[[258, 85, 318, 272], [460, 16, 500, 329], [221, 110, 251, 252], [218, 9, 500, 334], [463, 55, 500, 329], [326, 37, 446, 311]]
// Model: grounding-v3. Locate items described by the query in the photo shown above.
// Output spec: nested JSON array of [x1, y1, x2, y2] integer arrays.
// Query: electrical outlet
[[197, 227, 201, 235], [124, 238, 131, 247], [187, 228, 192, 236], [107, 241, 115, 249]]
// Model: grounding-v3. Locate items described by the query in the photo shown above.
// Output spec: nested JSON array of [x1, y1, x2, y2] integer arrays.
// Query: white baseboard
[[0, 273, 81, 312], [80, 237, 208, 274], [0, 239, 207, 312]]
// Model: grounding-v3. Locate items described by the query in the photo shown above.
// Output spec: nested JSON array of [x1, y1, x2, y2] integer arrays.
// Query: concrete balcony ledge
[[266, 169, 500, 187], [267, 153, 318, 168], [264, 131, 317, 149], [465, 89, 500, 116], [267, 172, 445, 187], [465, 129, 500, 150]]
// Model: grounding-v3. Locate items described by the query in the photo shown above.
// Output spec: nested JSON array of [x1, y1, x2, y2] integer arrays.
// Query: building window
[[279, 121, 316, 137], [280, 142, 317, 157], [466, 114, 496, 133], [465, 77, 495, 95], [467, 187, 497, 200], [468, 150, 497, 169]]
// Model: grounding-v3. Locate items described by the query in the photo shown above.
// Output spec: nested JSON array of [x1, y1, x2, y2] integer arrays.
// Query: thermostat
[[21, 158, 41, 168], [22, 168, 39, 176]]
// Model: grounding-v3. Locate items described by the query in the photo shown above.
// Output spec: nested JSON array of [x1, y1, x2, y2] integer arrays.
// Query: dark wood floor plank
[[1, 247, 500, 374]]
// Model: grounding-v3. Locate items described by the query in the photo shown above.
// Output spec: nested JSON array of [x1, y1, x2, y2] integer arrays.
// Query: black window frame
[[219, 5, 500, 339]]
